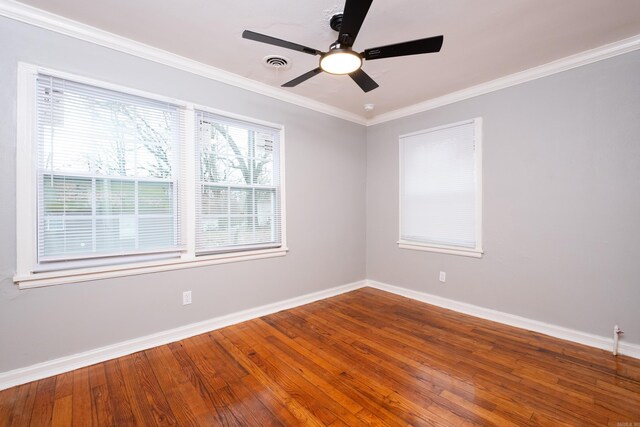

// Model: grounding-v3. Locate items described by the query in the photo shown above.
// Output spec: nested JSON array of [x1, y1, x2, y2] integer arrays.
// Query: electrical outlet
[[439, 271, 446, 283], [182, 290, 192, 305]]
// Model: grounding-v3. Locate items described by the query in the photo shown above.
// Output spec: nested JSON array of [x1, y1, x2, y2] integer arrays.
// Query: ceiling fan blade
[[338, 0, 373, 47], [282, 68, 323, 87], [349, 69, 379, 93], [363, 35, 444, 60], [242, 30, 322, 56]]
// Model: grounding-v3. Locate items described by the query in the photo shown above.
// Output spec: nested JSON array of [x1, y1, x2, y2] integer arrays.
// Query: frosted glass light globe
[[320, 51, 362, 75]]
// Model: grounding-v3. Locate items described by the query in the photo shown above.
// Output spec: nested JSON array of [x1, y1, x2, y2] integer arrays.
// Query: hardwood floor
[[1, 287, 639, 426]]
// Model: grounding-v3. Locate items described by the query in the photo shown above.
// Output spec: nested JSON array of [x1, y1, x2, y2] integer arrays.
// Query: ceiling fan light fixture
[[320, 49, 362, 75], [242, 0, 443, 92]]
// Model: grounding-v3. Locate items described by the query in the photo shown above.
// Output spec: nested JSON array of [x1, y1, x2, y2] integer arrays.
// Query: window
[[195, 111, 282, 254], [16, 64, 286, 288], [35, 75, 185, 271], [398, 118, 482, 257]]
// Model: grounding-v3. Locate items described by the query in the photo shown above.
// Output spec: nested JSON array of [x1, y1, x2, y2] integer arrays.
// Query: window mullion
[[271, 189, 276, 242], [62, 176, 68, 254], [134, 180, 139, 249], [92, 177, 97, 253], [252, 188, 256, 239], [248, 131, 256, 241], [183, 106, 196, 260], [227, 184, 231, 244]]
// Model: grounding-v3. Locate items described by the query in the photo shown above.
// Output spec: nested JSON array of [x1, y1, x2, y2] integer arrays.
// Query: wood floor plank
[[167, 339, 264, 426], [118, 352, 177, 427], [221, 325, 342, 425], [259, 316, 412, 426], [8, 382, 37, 427], [267, 311, 483, 426], [71, 368, 92, 427], [144, 345, 215, 426], [51, 372, 73, 426], [0, 385, 18, 427], [28, 377, 55, 427], [177, 337, 247, 426], [214, 330, 326, 427], [1, 287, 639, 426], [103, 359, 137, 426], [248, 322, 362, 410], [88, 364, 114, 427], [293, 308, 511, 426], [50, 395, 72, 427], [239, 374, 302, 426]]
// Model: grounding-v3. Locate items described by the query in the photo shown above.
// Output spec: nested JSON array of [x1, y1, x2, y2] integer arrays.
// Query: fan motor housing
[[330, 14, 343, 32]]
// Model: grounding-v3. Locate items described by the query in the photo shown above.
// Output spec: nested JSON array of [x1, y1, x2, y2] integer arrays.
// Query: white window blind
[[35, 75, 185, 268], [195, 110, 282, 254], [400, 119, 481, 252]]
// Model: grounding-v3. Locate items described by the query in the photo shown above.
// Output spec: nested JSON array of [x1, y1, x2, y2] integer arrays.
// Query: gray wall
[[367, 50, 640, 345], [0, 17, 366, 372]]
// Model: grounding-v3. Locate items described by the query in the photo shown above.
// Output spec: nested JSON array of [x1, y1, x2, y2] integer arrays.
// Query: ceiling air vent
[[263, 55, 291, 70]]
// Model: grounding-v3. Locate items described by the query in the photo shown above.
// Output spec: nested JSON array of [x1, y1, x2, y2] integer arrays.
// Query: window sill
[[14, 247, 289, 289], [397, 241, 483, 258]]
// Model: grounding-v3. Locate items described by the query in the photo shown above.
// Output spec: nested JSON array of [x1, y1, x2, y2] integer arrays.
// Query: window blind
[[400, 121, 478, 249], [35, 75, 185, 266], [194, 110, 282, 254]]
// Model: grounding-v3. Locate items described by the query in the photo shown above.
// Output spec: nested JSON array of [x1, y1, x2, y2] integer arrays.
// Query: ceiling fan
[[242, 0, 444, 93]]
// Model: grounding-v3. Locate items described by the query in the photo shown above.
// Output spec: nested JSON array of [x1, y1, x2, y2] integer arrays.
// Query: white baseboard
[[366, 280, 640, 359], [2, 278, 638, 390], [0, 280, 366, 391]]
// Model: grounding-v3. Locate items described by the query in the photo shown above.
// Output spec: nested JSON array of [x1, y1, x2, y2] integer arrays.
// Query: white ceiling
[[14, 0, 640, 118]]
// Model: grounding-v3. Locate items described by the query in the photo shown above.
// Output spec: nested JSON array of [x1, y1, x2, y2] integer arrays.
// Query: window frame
[[15, 63, 287, 289], [397, 118, 483, 258], [193, 109, 283, 255], [34, 76, 186, 265]]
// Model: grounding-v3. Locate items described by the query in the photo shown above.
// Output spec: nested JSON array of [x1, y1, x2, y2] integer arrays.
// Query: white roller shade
[[35, 75, 185, 266], [400, 119, 480, 250], [194, 110, 282, 255]]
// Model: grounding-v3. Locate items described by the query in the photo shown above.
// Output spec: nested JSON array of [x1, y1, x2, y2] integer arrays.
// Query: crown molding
[[0, 0, 367, 125], [1, 0, 639, 128], [367, 33, 640, 126]]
